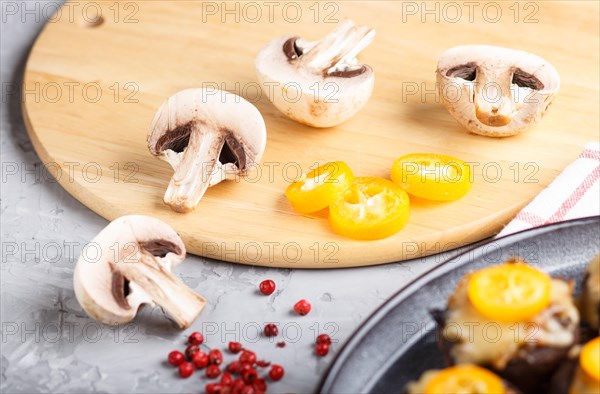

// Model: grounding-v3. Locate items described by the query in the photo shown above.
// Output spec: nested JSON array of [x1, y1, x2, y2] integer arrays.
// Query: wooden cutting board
[[23, 1, 599, 268]]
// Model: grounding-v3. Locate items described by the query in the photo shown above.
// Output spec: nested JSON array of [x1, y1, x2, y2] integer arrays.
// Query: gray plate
[[318, 216, 600, 394]]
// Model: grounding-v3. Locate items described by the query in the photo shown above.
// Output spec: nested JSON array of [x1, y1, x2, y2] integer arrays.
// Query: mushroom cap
[[73, 215, 186, 325], [255, 36, 374, 128], [147, 88, 267, 167], [437, 45, 560, 137]]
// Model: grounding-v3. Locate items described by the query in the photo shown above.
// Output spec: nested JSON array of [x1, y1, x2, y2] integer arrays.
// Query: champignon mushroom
[[73, 215, 205, 329], [148, 88, 267, 213], [255, 19, 375, 128], [436, 45, 560, 137]]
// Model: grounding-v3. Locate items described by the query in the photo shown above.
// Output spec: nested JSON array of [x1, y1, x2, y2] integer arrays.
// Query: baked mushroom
[[436, 45, 560, 137], [432, 259, 579, 393], [148, 88, 267, 213], [406, 365, 521, 394], [580, 254, 600, 333], [255, 19, 375, 128], [73, 215, 206, 329], [549, 337, 600, 394]]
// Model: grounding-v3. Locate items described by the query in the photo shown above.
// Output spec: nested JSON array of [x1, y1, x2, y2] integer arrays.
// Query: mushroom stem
[[299, 19, 375, 74], [164, 121, 223, 213], [115, 250, 206, 329], [474, 69, 515, 127]]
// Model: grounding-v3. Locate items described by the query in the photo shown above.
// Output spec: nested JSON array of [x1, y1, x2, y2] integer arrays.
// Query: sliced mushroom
[[255, 19, 376, 128], [148, 89, 267, 213], [73, 215, 205, 329], [436, 45, 560, 137]]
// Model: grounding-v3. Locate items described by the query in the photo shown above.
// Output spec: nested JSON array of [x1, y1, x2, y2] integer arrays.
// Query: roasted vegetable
[[433, 259, 579, 393], [406, 365, 520, 394], [549, 337, 600, 394]]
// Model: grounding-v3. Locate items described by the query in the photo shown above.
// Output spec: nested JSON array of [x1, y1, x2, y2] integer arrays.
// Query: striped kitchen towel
[[498, 142, 600, 237]]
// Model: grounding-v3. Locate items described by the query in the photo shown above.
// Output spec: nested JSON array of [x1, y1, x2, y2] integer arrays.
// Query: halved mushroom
[[148, 89, 267, 213], [73, 215, 205, 329], [436, 45, 560, 137], [255, 19, 375, 128]]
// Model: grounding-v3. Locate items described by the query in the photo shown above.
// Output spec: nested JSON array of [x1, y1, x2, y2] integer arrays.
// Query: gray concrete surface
[[0, 4, 462, 393]]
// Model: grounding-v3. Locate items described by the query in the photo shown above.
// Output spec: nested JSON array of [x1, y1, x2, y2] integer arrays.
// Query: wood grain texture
[[22, 1, 599, 267]]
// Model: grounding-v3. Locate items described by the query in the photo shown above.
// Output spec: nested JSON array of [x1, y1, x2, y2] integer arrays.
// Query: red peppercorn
[[238, 362, 253, 375], [167, 350, 185, 367], [241, 386, 255, 394], [188, 331, 204, 345], [221, 372, 233, 386], [209, 349, 224, 365], [293, 299, 311, 315], [263, 323, 278, 337], [239, 350, 257, 365], [178, 362, 194, 378], [242, 368, 258, 384], [205, 383, 222, 394], [232, 379, 245, 392], [316, 333, 332, 345], [259, 279, 276, 295], [228, 341, 243, 354], [206, 364, 222, 379], [276, 341, 286, 348], [227, 361, 239, 374], [253, 378, 268, 392], [316, 342, 329, 357], [185, 344, 199, 360], [268, 364, 284, 381], [192, 351, 209, 369], [255, 360, 271, 368]]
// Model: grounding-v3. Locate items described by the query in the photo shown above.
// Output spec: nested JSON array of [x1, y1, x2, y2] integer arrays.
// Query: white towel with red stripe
[[498, 142, 600, 237]]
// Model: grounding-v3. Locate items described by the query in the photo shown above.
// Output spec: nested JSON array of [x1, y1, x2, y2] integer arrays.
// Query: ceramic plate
[[318, 216, 600, 393]]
